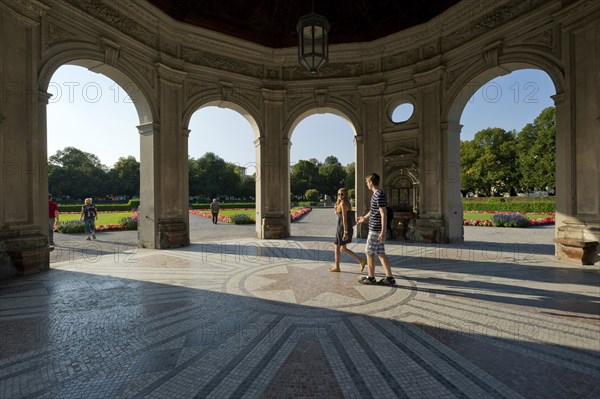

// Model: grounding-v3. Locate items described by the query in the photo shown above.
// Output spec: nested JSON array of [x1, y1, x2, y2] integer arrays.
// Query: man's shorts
[[365, 231, 385, 255]]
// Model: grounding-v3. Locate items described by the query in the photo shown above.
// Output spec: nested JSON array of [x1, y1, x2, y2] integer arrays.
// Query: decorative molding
[[1, 0, 47, 26], [102, 37, 121, 67], [527, 28, 555, 48], [64, 0, 158, 48], [261, 88, 286, 103], [482, 40, 503, 68], [137, 122, 160, 136], [220, 81, 235, 102], [44, 21, 73, 46], [358, 82, 386, 97], [181, 46, 263, 79], [334, 92, 359, 109], [186, 80, 213, 100], [382, 48, 420, 71], [552, 0, 600, 24], [551, 92, 566, 105], [315, 89, 328, 107], [129, 59, 154, 89], [413, 65, 446, 86], [38, 91, 52, 104], [155, 63, 187, 84], [445, 62, 471, 89], [441, 0, 547, 52]]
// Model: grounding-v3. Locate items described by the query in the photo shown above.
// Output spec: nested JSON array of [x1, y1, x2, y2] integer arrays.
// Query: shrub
[[58, 199, 141, 212], [57, 220, 86, 234], [230, 213, 254, 224], [462, 200, 554, 213], [492, 213, 530, 228], [119, 216, 138, 230]]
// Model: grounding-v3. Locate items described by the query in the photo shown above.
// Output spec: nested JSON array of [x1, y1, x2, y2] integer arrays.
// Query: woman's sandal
[[359, 259, 366, 273], [328, 267, 341, 272]]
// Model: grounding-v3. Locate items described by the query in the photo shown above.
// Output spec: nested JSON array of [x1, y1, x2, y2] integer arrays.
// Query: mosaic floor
[[1, 210, 599, 398]]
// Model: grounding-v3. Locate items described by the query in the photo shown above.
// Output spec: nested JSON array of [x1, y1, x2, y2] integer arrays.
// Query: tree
[[188, 152, 242, 199], [110, 156, 140, 198], [343, 162, 356, 191], [460, 128, 518, 196], [290, 159, 319, 198], [516, 107, 556, 192], [460, 140, 481, 196], [48, 147, 108, 199], [305, 189, 320, 203], [318, 156, 347, 198]]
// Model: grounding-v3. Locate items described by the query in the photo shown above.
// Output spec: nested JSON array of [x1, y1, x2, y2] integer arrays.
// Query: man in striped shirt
[[356, 173, 396, 285]]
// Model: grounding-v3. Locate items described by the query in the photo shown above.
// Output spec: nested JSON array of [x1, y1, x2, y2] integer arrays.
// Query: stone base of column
[[156, 219, 189, 249], [261, 216, 289, 239], [411, 218, 447, 243], [555, 223, 599, 266], [0, 232, 50, 279]]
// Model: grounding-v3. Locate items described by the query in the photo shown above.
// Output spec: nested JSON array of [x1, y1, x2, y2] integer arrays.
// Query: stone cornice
[[1, 0, 48, 26], [155, 63, 187, 84], [552, 0, 600, 25], [37, 0, 569, 85], [261, 88, 286, 103], [358, 83, 386, 98]]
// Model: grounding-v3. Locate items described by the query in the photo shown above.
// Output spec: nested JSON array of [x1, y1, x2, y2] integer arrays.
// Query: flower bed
[[464, 212, 555, 227], [188, 207, 312, 224], [56, 211, 138, 233]]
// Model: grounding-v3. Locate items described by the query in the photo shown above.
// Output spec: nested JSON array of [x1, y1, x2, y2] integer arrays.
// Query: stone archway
[[285, 105, 362, 235], [183, 99, 262, 237]]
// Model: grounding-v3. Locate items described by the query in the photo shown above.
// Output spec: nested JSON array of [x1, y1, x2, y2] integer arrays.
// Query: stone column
[[354, 134, 366, 237], [414, 66, 446, 243], [357, 83, 386, 238], [441, 122, 464, 243], [137, 63, 189, 249], [256, 88, 289, 239], [553, 9, 600, 265], [0, 1, 50, 278]]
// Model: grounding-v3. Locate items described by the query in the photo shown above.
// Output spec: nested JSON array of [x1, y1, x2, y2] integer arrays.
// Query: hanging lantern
[[296, 12, 330, 74]]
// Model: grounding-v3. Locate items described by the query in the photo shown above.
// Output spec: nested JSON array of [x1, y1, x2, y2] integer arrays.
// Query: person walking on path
[[48, 194, 59, 246], [329, 188, 367, 273], [356, 173, 396, 286], [210, 198, 220, 224], [80, 198, 98, 240]]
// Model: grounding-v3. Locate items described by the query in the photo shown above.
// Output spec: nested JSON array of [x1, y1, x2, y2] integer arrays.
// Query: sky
[[47, 66, 555, 169]]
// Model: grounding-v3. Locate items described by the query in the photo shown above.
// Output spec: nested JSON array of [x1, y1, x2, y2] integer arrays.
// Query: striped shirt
[[368, 189, 387, 232]]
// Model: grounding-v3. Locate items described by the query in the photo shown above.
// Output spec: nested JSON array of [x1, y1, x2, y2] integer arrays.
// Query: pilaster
[[357, 83, 385, 237], [441, 122, 464, 243], [257, 88, 289, 239], [413, 66, 447, 242]]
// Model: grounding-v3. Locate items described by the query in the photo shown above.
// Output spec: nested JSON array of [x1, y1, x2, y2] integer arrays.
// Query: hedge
[[191, 202, 256, 210], [59, 199, 140, 212], [462, 200, 554, 213]]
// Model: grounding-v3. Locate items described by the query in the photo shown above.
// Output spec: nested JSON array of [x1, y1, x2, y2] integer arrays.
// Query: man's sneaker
[[92, 234, 96, 239], [378, 276, 396, 286], [359, 276, 378, 285]]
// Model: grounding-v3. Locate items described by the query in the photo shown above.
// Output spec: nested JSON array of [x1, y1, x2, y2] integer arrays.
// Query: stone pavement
[[1, 209, 599, 398]]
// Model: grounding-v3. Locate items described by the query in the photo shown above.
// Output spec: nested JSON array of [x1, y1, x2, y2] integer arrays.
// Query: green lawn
[[463, 212, 553, 221], [60, 211, 132, 225], [219, 209, 256, 218]]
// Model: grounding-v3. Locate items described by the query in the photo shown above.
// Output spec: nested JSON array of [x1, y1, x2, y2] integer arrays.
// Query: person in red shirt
[[48, 194, 59, 246]]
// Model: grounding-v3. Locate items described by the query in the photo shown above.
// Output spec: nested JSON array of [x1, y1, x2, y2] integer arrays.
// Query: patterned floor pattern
[[1, 210, 599, 398]]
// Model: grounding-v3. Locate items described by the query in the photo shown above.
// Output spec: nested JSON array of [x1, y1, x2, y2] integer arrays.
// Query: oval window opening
[[391, 103, 414, 123]]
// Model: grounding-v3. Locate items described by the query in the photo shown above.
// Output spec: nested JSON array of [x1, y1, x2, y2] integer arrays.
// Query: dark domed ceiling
[[146, 0, 462, 48]]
